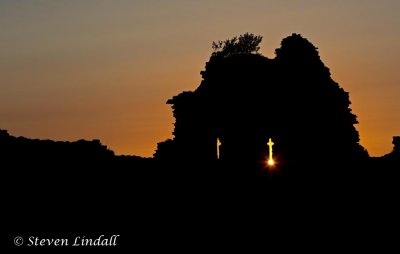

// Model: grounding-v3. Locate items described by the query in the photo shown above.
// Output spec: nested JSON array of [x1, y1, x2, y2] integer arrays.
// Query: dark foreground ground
[[2, 130, 399, 252]]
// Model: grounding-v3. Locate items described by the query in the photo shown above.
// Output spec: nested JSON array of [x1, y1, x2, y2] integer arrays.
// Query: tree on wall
[[211, 33, 263, 58]]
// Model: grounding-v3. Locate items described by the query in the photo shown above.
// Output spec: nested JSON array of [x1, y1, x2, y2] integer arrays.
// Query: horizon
[[1, 0, 399, 157]]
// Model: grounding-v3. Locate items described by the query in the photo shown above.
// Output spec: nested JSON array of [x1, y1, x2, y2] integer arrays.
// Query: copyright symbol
[[14, 236, 23, 246]]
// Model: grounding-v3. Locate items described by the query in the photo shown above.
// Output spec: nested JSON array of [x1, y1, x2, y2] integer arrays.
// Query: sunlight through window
[[217, 138, 221, 159], [267, 138, 274, 166]]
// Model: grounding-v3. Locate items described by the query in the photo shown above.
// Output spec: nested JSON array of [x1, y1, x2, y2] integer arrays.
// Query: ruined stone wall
[[155, 34, 369, 172]]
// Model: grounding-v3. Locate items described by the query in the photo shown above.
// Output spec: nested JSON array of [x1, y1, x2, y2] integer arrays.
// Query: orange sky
[[1, 0, 399, 157]]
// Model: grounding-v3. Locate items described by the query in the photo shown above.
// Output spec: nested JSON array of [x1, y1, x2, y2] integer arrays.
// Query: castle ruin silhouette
[[155, 33, 369, 176]]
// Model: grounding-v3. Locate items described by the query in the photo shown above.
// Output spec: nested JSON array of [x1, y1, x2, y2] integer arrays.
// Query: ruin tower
[[155, 33, 368, 173]]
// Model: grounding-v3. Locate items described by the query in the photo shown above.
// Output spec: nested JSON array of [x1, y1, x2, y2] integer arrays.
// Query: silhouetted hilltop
[[0, 129, 114, 166], [0, 130, 155, 201], [0, 129, 155, 176]]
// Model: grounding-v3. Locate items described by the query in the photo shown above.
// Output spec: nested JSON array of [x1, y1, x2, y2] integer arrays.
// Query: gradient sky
[[1, 0, 399, 157]]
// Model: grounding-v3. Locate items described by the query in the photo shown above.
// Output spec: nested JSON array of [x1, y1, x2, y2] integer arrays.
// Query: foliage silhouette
[[211, 32, 263, 58]]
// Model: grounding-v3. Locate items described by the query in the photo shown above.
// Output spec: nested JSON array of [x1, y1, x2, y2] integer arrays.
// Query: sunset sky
[[1, 0, 399, 157]]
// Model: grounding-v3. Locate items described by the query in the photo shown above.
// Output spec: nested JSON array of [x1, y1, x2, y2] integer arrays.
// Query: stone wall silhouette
[[155, 34, 369, 175]]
